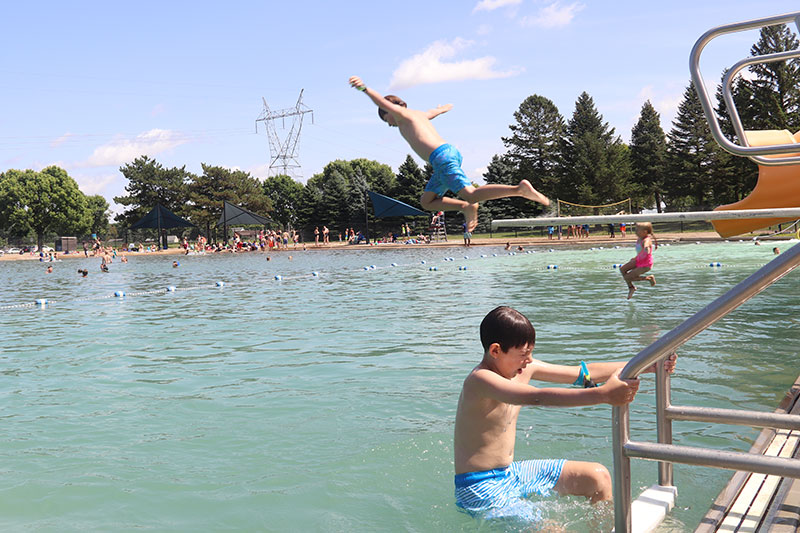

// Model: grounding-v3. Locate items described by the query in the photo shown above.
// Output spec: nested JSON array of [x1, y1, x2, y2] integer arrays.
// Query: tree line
[[1, 24, 798, 245]]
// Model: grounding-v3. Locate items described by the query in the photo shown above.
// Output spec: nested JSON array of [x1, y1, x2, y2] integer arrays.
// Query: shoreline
[[1, 231, 790, 262]]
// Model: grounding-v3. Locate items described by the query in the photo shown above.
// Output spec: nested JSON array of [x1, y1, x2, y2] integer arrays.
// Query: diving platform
[[696, 375, 800, 533], [490, 208, 800, 231]]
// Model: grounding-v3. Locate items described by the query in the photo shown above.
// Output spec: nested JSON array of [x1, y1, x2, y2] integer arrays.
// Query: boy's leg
[[554, 460, 612, 503], [457, 181, 549, 207], [420, 191, 479, 232]]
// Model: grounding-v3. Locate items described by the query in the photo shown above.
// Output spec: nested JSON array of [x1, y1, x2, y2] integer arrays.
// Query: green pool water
[[1, 240, 798, 532]]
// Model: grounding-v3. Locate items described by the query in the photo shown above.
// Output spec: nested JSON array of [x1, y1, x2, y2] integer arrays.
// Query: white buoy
[[363, 266, 369, 270], [35, 298, 48, 307], [370, 265, 376, 269], [391, 263, 398, 267], [421, 260, 426, 264], [459, 265, 467, 270], [547, 264, 558, 270], [114, 291, 125, 298], [311, 272, 319, 277], [548, 249, 554, 252], [274, 275, 282, 280], [167, 286, 176, 292], [429, 266, 438, 271]]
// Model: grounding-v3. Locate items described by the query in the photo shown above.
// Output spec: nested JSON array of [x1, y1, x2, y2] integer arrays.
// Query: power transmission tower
[[255, 89, 314, 178]]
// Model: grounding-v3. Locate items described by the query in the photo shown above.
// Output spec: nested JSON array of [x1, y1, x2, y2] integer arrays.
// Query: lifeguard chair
[[691, 16, 800, 237]]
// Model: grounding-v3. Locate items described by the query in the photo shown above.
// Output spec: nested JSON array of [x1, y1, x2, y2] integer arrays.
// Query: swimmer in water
[[454, 306, 676, 520]]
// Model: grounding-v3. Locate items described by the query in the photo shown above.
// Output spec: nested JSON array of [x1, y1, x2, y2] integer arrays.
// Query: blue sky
[[2, 1, 799, 214]]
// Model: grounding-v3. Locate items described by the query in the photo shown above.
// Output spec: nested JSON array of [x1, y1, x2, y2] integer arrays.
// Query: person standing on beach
[[314, 227, 320, 246], [349, 75, 549, 232]]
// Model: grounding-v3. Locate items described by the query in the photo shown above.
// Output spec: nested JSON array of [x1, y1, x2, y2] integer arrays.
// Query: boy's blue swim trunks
[[454, 459, 565, 521], [425, 143, 472, 197]]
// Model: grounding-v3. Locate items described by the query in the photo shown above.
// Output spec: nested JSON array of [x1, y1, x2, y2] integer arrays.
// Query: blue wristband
[[573, 361, 597, 388]]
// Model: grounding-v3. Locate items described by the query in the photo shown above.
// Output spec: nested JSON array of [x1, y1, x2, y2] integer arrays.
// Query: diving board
[[491, 207, 800, 230]]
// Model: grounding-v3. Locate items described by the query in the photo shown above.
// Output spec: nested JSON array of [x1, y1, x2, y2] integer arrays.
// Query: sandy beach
[[2, 230, 787, 263]]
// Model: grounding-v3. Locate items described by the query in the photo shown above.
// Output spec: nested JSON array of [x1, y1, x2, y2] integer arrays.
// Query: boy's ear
[[488, 343, 503, 359]]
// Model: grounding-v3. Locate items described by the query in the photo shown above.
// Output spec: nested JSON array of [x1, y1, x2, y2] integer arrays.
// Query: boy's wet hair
[[378, 95, 407, 122], [480, 306, 536, 352]]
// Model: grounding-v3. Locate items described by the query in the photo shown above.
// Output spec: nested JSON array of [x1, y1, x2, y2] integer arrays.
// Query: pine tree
[[560, 92, 632, 206], [482, 154, 519, 222], [714, 73, 758, 205], [665, 83, 719, 209], [630, 101, 667, 211], [501, 94, 565, 199], [392, 154, 427, 208], [745, 24, 800, 130]]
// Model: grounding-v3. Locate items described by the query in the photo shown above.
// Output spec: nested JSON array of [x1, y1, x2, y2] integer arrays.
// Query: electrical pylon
[[255, 89, 314, 177]]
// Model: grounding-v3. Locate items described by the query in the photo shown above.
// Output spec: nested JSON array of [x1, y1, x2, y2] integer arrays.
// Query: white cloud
[[389, 38, 522, 90], [473, 0, 522, 13], [83, 129, 187, 167], [520, 1, 584, 28], [51, 132, 74, 148], [476, 24, 493, 36], [74, 173, 118, 196]]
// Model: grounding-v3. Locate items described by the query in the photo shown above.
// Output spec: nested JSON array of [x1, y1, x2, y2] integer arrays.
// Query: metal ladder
[[614, 12, 800, 531]]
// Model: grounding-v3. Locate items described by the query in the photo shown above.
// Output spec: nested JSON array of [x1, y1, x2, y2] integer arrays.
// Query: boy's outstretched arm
[[426, 103, 452, 120], [348, 75, 410, 118], [529, 353, 677, 385], [471, 367, 639, 407]]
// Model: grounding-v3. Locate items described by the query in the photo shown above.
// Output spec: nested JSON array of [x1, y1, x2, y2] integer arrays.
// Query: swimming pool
[[1, 240, 798, 531]]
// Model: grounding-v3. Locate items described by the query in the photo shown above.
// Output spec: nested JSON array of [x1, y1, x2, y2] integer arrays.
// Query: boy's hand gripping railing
[[612, 241, 800, 533], [691, 11, 800, 166]]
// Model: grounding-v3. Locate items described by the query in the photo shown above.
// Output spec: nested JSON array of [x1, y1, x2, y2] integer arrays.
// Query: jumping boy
[[454, 306, 676, 522], [349, 76, 549, 231]]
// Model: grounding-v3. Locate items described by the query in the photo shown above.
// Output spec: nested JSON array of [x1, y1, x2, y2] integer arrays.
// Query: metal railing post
[[656, 362, 674, 486], [613, 405, 632, 533]]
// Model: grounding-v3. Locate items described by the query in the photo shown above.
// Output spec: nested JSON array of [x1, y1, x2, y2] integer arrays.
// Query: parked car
[[34, 246, 54, 252], [5, 247, 20, 254]]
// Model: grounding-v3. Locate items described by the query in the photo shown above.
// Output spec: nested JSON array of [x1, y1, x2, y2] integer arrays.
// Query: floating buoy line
[[0, 243, 772, 312]]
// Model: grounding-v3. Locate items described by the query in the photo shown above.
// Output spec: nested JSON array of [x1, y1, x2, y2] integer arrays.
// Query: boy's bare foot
[[463, 203, 479, 232], [518, 179, 550, 206], [627, 285, 636, 300], [647, 275, 656, 287]]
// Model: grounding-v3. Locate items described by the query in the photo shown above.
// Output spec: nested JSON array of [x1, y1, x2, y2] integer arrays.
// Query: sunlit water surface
[[1, 239, 798, 532]]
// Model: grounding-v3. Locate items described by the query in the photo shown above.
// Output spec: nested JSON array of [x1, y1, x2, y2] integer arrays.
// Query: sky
[[2, 1, 800, 214]]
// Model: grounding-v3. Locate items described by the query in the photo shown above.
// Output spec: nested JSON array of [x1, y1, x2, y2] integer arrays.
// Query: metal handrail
[[612, 241, 800, 532], [689, 11, 800, 166]]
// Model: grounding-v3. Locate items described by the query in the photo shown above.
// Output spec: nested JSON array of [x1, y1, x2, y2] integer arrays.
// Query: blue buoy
[[114, 291, 125, 298], [429, 266, 438, 271], [370, 265, 376, 269], [492, 253, 497, 257], [274, 275, 282, 280], [480, 254, 487, 258], [464, 255, 469, 259], [421, 260, 426, 264], [216, 281, 224, 287], [35, 298, 48, 307], [311, 272, 319, 277], [709, 262, 722, 268], [391, 263, 398, 267], [363, 266, 370, 270], [167, 286, 176, 292], [458, 265, 467, 270], [548, 249, 554, 252]]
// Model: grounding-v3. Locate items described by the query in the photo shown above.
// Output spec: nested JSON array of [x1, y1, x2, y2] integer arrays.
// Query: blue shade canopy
[[368, 191, 427, 217], [130, 204, 195, 229], [216, 201, 272, 227]]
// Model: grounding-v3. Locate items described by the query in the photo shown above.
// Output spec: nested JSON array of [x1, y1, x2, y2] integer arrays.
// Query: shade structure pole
[[365, 190, 370, 244]]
